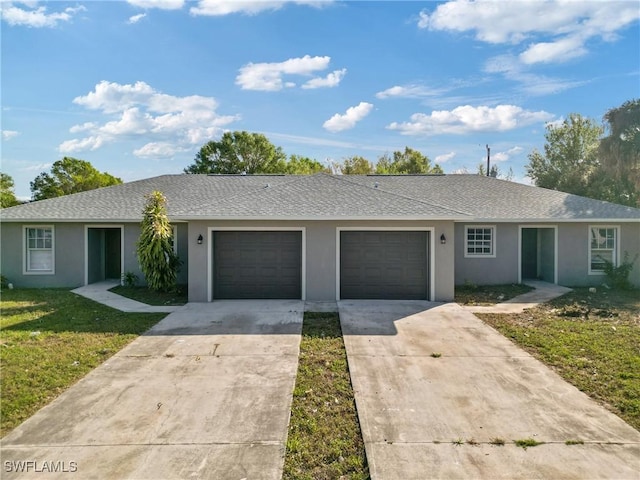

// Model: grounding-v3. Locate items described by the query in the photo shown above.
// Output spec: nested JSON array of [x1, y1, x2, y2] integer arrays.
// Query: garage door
[[340, 231, 429, 300], [214, 231, 302, 299]]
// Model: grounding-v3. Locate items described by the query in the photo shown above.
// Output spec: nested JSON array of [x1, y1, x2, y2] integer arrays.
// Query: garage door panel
[[214, 231, 302, 299], [340, 231, 429, 300]]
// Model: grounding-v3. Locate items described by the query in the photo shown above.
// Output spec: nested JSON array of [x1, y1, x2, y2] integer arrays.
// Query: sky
[[1, 0, 639, 200]]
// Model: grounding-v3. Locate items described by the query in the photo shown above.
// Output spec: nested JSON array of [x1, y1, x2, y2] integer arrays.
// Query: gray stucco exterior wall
[[455, 223, 519, 285], [188, 220, 455, 303], [455, 221, 640, 288], [0, 222, 191, 288], [558, 222, 640, 287], [1, 223, 85, 288]]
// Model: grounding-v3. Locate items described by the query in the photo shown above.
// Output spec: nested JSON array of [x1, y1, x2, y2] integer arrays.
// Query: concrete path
[[2, 300, 304, 480], [464, 280, 572, 314], [71, 280, 182, 313], [339, 300, 640, 480]]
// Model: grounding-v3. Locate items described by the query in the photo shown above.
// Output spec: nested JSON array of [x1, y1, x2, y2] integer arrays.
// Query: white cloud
[[2, 130, 19, 140], [1, 2, 85, 28], [60, 81, 239, 156], [302, 68, 346, 89], [69, 122, 97, 133], [375, 84, 449, 99], [484, 54, 586, 96], [435, 152, 456, 163], [59, 136, 105, 153], [519, 36, 587, 65], [190, 0, 330, 16], [419, 0, 639, 65], [387, 105, 554, 136], [133, 142, 185, 159], [237, 55, 343, 91], [323, 102, 373, 133], [22, 162, 52, 172], [127, 0, 184, 10], [492, 146, 523, 162], [73, 80, 155, 113], [128, 13, 146, 24]]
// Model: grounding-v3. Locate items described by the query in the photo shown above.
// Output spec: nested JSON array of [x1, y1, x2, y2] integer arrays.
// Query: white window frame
[[171, 225, 178, 255], [23, 225, 55, 275], [588, 225, 619, 275], [464, 225, 496, 258]]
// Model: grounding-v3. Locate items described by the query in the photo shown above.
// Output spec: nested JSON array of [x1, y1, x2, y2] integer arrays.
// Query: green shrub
[[604, 252, 638, 290], [121, 271, 139, 287], [136, 191, 181, 292]]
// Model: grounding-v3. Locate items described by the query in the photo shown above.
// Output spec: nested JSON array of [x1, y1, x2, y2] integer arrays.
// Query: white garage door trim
[[336, 227, 435, 301], [207, 226, 306, 302]]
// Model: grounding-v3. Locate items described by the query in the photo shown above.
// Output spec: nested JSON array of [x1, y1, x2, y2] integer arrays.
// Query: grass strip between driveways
[[477, 287, 640, 431], [0, 288, 166, 437], [283, 312, 369, 480]]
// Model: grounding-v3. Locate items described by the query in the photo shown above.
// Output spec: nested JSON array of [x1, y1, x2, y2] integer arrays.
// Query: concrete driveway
[[339, 300, 640, 480], [1, 300, 303, 480]]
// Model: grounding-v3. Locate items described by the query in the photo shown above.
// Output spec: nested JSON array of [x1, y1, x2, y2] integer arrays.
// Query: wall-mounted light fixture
[[440, 234, 446, 245], [197, 234, 203, 245]]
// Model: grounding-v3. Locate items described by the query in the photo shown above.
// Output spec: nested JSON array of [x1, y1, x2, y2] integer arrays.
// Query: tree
[[477, 163, 514, 181], [1, 173, 20, 208], [597, 99, 640, 206], [340, 156, 375, 174], [285, 155, 328, 174], [136, 191, 180, 292], [30, 157, 122, 201], [184, 131, 287, 174], [375, 147, 443, 174], [526, 114, 603, 197]]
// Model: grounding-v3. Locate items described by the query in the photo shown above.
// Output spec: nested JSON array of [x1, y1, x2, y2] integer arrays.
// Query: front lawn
[[0, 289, 165, 437], [477, 288, 640, 430], [455, 283, 533, 305], [109, 285, 187, 306], [283, 312, 369, 480]]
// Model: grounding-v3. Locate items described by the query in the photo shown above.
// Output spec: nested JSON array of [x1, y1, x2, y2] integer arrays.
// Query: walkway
[[463, 280, 572, 313], [72, 281, 182, 313]]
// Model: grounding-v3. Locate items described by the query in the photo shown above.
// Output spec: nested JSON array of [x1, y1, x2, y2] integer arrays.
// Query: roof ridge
[[330, 173, 473, 216]]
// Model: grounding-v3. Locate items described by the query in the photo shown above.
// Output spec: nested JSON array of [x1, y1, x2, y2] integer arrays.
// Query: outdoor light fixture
[[440, 234, 446, 245], [197, 234, 203, 245]]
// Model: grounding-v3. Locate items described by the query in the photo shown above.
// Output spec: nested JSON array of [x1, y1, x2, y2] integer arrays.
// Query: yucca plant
[[136, 191, 180, 292]]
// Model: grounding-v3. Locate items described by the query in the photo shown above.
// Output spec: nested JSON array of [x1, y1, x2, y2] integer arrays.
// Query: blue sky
[[2, 0, 639, 199]]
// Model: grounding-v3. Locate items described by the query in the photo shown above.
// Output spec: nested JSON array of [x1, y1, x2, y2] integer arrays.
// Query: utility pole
[[486, 144, 490, 176]]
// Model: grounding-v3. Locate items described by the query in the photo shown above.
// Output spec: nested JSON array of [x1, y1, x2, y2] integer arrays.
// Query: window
[[171, 225, 178, 255], [465, 226, 495, 257], [589, 226, 618, 274], [24, 226, 55, 274]]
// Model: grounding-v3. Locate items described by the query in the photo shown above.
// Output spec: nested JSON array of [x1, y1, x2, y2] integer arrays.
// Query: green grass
[[478, 288, 640, 431], [0, 289, 165, 437], [514, 438, 544, 449], [283, 312, 369, 480], [455, 283, 533, 305], [109, 285, 187, 305]]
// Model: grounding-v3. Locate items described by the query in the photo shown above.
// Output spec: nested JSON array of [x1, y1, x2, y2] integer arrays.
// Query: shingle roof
[[1, 173, 638, 222], [346, 175, 640, 221]]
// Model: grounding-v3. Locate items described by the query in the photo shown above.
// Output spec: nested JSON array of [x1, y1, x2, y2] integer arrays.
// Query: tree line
[[1, 98, 637, 207], [527, 99, 639, 207]]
